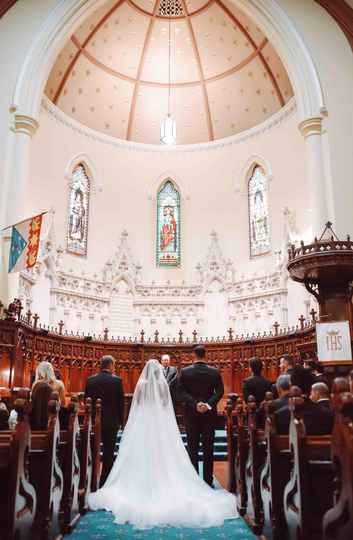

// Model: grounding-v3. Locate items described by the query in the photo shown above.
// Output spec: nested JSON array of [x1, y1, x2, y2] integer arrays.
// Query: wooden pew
[[225, 393, 238, 493], [0, 399, 37, 540], [59, 396, 81, 534], [244, 395, 266, 536], [29, 396, 64, 540], [91, 398, 102, 492], [234, 396, 248, 516], [323, 391, 353, 540], [283, 387, 333, 540], [78, 397, 93, 514], [260, 393, 291, 540]]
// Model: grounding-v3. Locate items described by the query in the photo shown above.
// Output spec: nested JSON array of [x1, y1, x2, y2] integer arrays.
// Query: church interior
[[0, 0, 353, 539]]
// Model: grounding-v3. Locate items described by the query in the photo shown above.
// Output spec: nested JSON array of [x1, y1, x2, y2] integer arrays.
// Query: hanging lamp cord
[[168, 16, 171, 117]]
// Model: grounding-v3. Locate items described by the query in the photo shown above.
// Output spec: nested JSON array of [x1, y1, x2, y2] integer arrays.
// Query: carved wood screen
[[0, 317, 316, 396]]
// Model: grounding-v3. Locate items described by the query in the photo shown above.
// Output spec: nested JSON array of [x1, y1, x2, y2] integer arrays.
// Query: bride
[[88, 358, 237, 529]]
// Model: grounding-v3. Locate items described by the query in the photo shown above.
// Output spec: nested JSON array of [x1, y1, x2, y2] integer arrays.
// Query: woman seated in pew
[[33, 360, 66, 406], [275, 367, 333, 435], [30, 361, 66, 429]]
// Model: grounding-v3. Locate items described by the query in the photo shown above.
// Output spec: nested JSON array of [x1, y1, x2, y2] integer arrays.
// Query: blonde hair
[[35, 361, 56, 384]]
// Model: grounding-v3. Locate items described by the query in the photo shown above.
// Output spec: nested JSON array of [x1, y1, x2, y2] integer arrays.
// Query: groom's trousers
[[185, 414, 216, 486], [100, 427, 118, 487]]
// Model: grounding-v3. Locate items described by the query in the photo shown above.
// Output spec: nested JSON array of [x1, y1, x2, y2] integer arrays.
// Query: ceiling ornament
[[159, 0, 184, 17]]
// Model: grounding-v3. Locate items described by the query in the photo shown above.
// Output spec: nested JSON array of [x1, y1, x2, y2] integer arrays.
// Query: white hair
[[35, 361, 56, 384], [161, 354, 170, 361]]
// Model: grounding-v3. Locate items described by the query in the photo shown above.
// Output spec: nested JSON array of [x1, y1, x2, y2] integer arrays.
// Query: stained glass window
[[67, 163, 90, 256], [248, 165, 270, 257], [156, 179, 180, 267]]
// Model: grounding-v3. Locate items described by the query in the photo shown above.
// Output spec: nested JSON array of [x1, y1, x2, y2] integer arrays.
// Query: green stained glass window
[[248, 165, 270, 257], [156, 179, 180, 267]]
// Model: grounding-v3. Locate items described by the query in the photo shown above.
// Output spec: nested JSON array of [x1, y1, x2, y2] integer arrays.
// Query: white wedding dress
[[88, 359, 237, 529]]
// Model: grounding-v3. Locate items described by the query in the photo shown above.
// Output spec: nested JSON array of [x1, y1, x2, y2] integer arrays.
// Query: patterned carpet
[[68, 511, 256, 539]]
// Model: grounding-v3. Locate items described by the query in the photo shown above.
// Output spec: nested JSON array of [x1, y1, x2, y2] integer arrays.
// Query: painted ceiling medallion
[[45, 0, 293, 145]]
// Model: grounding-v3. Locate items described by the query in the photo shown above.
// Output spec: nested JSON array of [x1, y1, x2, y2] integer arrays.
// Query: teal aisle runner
[[68, 511, 256, 540]]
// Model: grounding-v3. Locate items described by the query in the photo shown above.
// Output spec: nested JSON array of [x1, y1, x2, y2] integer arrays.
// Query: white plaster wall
[[20, 101, 311, 337], [279, 0, 353, 237], [28, 103, 308, 283], [0, 0, 58, 300]]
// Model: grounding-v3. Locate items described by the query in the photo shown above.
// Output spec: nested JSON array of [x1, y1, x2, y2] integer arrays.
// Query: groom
[[178, 345, 224, 486]]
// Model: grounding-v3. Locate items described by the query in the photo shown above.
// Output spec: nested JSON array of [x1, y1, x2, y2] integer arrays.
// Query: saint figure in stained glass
[[157, 180, 180, 267], [67, 163, 90, 255], [248, 165, 270, 257]]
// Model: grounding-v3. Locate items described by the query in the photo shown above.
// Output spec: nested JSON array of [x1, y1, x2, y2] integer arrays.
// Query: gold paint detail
[[298, 117, 323, 138], [13, 114, 39, 136]]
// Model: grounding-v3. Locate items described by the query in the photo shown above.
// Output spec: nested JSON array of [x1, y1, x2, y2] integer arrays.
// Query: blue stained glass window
[[248, 165, 270, 257], [156, 179, 180, 267], [67, 163, 90, 256]]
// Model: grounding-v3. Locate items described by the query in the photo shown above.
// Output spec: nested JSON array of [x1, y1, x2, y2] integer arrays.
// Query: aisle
[[68, 511, 255, 540]]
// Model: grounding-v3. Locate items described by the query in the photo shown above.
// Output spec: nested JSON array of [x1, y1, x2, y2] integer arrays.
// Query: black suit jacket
[[317, 399, 331, 411], [272, 394, 290, 412], [275, 398, 333, 435], [0, 409, 9, 430], [242, 375, 273, 406], [178, 362, 224, 417], [85, 371, 124, 431], [163, 366, 178, 386]]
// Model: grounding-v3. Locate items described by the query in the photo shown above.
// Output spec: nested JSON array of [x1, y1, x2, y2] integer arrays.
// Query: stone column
[[1, 113, 39, 304], [298, 117, 329, 237]]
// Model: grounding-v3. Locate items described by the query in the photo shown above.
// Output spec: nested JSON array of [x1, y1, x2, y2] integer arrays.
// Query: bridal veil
[[88, 358, 236, 529]]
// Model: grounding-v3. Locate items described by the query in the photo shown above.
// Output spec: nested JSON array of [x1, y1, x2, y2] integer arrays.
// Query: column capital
[[298, 116, 323, 138], [12, 114, 39, 137]]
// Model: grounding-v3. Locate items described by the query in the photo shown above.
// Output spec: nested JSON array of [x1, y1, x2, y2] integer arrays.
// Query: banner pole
[[1, 211, 48, 232]]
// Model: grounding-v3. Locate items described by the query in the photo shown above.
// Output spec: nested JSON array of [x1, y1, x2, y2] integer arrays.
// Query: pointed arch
[[66, 161, 90, 256], [156, 178, 181, 268], [64, 153, 101, 193], [247, 163, 270, 257]]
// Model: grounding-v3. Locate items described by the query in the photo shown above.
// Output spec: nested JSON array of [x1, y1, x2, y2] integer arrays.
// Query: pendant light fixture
[[160, 16, 176, 145]]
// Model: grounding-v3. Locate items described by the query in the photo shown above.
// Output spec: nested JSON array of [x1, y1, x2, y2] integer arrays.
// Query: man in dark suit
[[279, 354, 295, 377], [161, 354, 178, 385], [272, 374, 291, 411], [310, 382, 331, 411], [85, 355, 125, 486], [242, 357, 272, 406], [275, 367, 333, 435], [178, 345, 224, 487], [161, 354, 178, 403], [304, 359, 331, 389]]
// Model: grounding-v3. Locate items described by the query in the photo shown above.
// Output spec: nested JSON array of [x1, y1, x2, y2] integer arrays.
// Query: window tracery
[[67, 163, 90, 256], [248, 165, 270, 257]]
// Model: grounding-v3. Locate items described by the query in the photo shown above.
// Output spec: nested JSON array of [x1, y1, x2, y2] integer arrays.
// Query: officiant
[[161, 354, 178, 400]]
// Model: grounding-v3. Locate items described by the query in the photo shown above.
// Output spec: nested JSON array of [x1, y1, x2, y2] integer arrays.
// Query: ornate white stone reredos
[[103, 231, 142, 290], [196, 231, 235, 292]]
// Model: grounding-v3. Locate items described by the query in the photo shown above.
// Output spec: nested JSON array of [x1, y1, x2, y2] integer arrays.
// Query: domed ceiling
[[45, 0, 293, 145]]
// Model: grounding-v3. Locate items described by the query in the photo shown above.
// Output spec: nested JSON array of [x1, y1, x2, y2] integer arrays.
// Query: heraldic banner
[[7, 214, 44, 273]]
